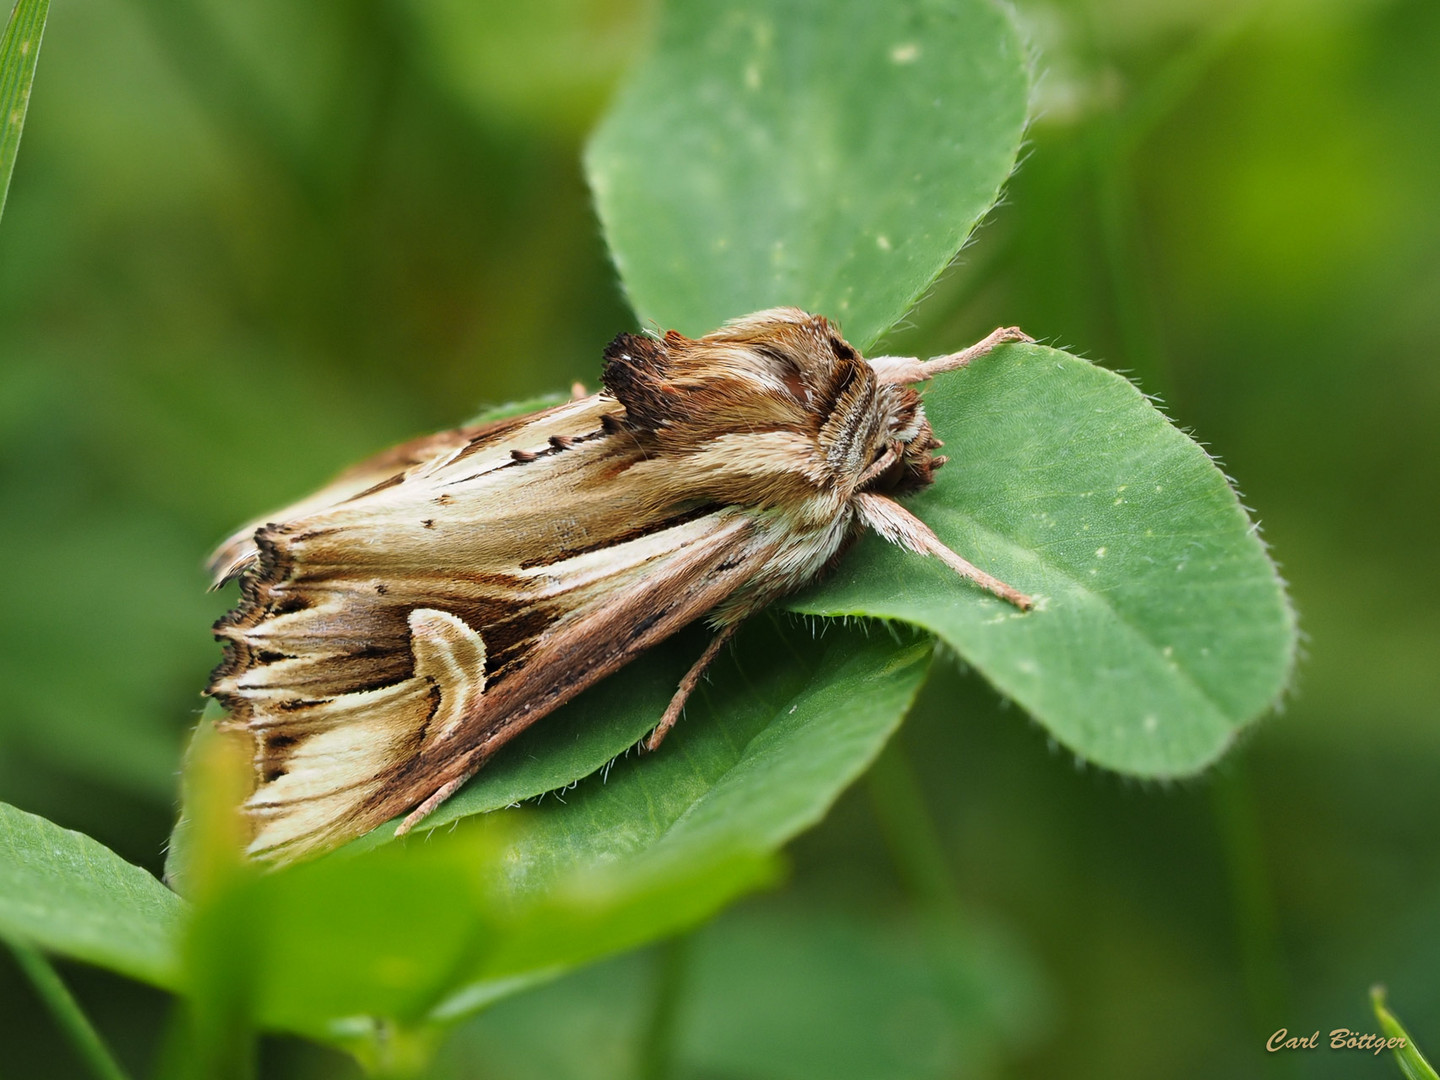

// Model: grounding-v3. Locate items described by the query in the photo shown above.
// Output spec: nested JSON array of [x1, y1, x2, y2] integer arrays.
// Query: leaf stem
[[640, 936, 690, 1080], [1209, 764, 1293, 1051], [865, 739, 961, 913], [5, 940, 133, 1080]]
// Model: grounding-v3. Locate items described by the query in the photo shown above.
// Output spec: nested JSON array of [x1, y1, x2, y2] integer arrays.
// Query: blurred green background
[[1, 0, 1436, 1077]]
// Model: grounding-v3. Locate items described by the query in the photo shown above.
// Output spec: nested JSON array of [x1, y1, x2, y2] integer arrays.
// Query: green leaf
[[0, 801, 185, 989], [1373, 986, 1439, 1080], [586, 0, 1029, 348], [790, 343, 1297, 776], [0, 0, 49, 227]]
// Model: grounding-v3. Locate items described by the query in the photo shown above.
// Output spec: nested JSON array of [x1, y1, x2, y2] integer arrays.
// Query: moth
[[207, 308, 1033, 864]]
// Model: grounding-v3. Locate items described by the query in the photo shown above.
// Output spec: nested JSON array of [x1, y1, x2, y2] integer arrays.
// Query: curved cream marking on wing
[[410, 608, 487, 741]]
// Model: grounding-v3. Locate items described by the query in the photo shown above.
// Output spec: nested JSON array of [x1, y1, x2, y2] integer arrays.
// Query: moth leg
[[855, 492, 1034, 611], [394, 764, 482, 837], [643, 623, 739, 752], [920, 326, 1033, 377], [868, 326, 1033, 385]]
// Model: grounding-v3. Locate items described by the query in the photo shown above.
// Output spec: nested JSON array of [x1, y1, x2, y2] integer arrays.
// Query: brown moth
[[207, 308, 1033, 864]]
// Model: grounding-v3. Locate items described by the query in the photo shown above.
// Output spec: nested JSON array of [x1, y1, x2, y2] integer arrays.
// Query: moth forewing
[[207, 397, 604, 587], [205, 308, 1032, 864]]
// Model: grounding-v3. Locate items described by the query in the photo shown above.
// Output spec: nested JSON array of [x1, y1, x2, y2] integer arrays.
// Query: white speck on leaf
[[876, 234, 892, 251], [1143, 715, 1158, 733], [1095, 546, 1107, 558], [890, 43, 919, 63]]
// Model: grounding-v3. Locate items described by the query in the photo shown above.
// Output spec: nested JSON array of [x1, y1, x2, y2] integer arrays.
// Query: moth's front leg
[[855, 492, 1034, 610], [643, 623, 740, 752], [867, 325, 1033, 384]]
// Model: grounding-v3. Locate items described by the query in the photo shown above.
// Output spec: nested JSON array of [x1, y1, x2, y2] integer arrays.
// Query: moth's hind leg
[[643, 623, 740, 752], [395, 766, 482, 836]]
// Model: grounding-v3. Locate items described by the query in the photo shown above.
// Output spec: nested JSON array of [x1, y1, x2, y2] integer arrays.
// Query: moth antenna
[[854, 492, 1033, 610]]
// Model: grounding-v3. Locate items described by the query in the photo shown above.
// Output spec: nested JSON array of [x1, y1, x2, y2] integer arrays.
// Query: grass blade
[[0, 0, 50, 225], [1373, 985, 1439, 1080]]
